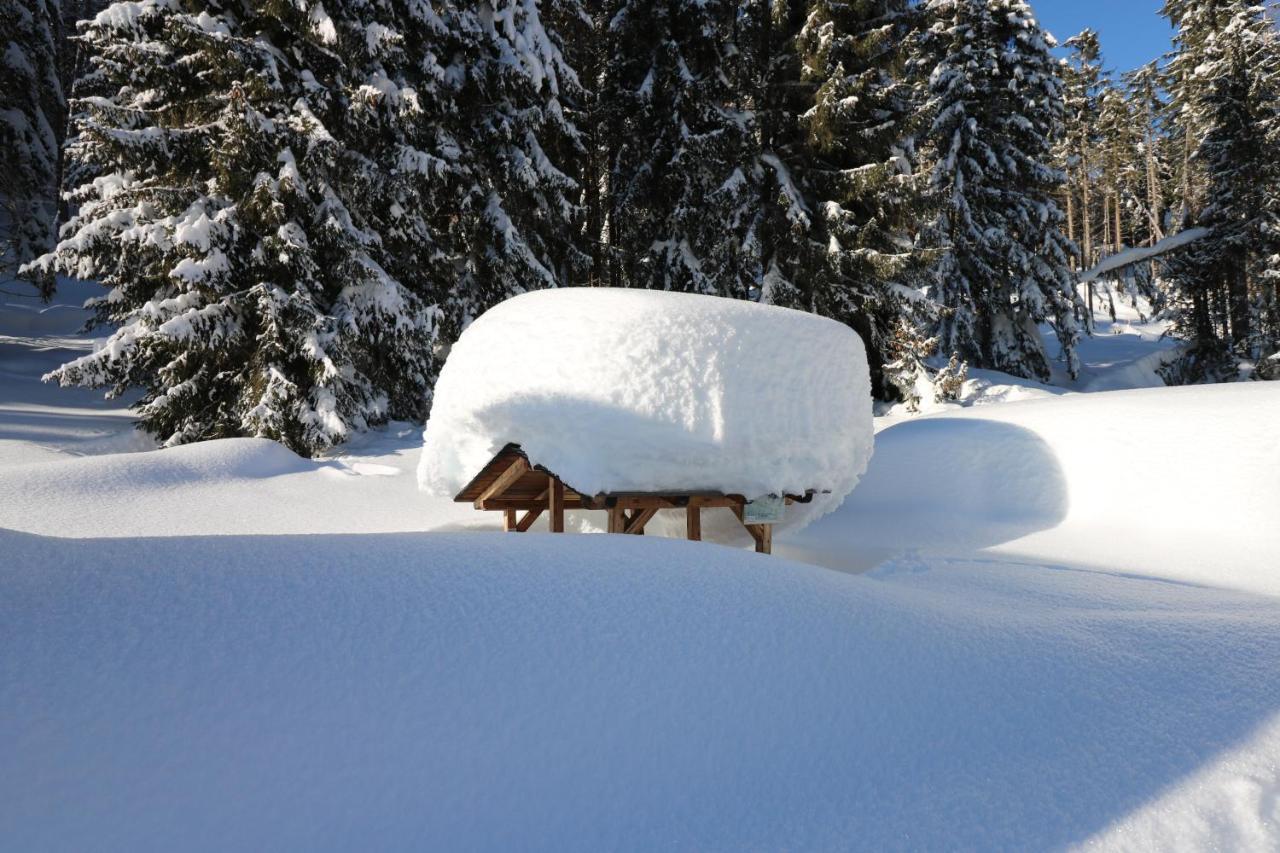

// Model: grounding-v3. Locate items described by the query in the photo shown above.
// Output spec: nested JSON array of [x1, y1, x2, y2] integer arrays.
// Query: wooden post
[[549, 475, 565, 533], [607, 505, 625, 534], [733, 500, 772, 555], [746, 524, 772, 555], [503, 509, 517, 531], [686, 505, 701, 541]]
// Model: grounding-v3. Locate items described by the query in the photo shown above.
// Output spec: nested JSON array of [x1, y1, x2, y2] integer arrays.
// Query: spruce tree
[[2, 0, 65, 295], [1122, 60, 1171, 248], [1060, 29, 1104, 276], [739, 0, 811, 307], [441, 0, 587, 335], [1160, 0, 1280, 377], [793, 0, 931, 397], [31, 0, 446, 453], [914, 0, 1080, 382], [601, 0, 758, 297]]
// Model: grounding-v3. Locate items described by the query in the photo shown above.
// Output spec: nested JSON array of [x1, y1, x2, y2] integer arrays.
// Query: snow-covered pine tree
[[1160, 0, 1280, 377], [739, 0, 811, 307], [31, 0, 448, 454], [546, 0, 604, 286], [441, 0, 588, 336], [601, 0, 758, 297], [2, 0, 65, 295], [914, 0, 1080, 382], [1059, 29, 1104, 278], [1122, 61, 1171, 249], [793, 0, 932, 397], [1184, 0, 1278, 357]]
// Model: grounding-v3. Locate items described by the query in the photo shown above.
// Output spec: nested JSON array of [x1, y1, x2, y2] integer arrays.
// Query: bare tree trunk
[[1144, 117, 1163, 244], [1229, 259, 1251, 354], [1065, 188, 1076, 270], [1080, 155, 1094, 319], [1102, 190, 1112, 255]]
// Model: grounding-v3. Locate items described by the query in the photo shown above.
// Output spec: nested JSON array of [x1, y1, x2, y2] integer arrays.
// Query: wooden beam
[[686, 505, 701, 541], [549, 475, 565, 533], [473, 456, 529, 508], [516, 507, 543, 532], [473, 496, 591, 510], [503, 508, 517, 532], [625, 507, 659, 535]]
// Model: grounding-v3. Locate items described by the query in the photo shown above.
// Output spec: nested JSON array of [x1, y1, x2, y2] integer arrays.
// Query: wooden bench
[[453, 444, 813, 554]]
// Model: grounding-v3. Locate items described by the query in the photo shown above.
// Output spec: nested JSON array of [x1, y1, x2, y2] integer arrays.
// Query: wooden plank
[[503, 508, 517, 532], [473, 455, 529, 508], [609, 494, 741, 510], [686, 505, 701, 541], [549, 475, 565, 533], [516, 507, 543, 532], [625, 507, 659, 535], [475, 496, 591, 510]]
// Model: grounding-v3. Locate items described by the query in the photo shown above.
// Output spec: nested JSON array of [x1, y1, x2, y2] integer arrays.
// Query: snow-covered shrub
[[934, 352, 968, 402], [882, 319, 937, 412]]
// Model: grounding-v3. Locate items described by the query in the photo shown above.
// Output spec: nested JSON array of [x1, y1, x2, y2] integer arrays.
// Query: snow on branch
[[1077, 227, 1211, 283]]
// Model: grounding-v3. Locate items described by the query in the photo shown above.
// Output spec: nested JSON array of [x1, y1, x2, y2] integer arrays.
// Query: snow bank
[[6, 531, 1280, 851], [785, 382, 1280, 596], [418, 288, 873, 536]]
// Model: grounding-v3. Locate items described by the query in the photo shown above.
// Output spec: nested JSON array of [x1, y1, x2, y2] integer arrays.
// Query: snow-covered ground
[[3, 281, 1279, 850]]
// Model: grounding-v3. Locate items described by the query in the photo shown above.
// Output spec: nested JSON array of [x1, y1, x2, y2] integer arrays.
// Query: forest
[[3, 0, 1279, 454]]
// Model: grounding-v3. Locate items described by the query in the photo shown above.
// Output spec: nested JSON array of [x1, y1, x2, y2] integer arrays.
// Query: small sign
[[743, 494, 785, 524]]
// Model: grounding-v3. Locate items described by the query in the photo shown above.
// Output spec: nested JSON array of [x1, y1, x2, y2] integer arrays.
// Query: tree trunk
[[1065, 187, 1076, 270], [1144, 116, 1163, 243], [1228, 259, 1251, 354]]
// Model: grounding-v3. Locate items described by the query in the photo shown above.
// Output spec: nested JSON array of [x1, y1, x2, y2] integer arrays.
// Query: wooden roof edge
[[454, 443, 832, 506], [453, 443, 527, 502]]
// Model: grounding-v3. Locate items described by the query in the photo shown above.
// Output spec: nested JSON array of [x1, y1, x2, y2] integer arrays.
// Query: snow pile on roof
[[418, 288, 873, 535]]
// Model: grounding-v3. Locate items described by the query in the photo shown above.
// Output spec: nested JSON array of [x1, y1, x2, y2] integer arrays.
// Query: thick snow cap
[[419, 288, 873, 538]]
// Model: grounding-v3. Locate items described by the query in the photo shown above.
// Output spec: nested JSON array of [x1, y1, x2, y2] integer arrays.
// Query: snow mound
[[418, 288, 873, 535], [787, 382, 1280, 595]]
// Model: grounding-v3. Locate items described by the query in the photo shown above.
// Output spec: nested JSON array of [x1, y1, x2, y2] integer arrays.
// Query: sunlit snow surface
[[2, 280, 1279, 850]]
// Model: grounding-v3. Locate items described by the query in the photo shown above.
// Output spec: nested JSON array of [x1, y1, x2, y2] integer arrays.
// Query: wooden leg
[[516, 508, 543, 532], [747, 523, 772, 555], [549, 475, 565, 533], [607, 505, 625, 534], [734, 500, 773, 554], [503, 509, 517, 531], [686, 505, 701, 541]]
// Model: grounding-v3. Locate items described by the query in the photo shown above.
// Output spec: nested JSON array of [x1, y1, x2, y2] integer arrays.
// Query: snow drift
[[6, 530, 1280, 851], [786, 382, 1280, 595], [418, 288, 873, 536]]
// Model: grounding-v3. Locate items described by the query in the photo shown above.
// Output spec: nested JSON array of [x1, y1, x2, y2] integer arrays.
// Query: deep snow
[[3, 279, 1280, 851], [5, 532, 1280, 851]]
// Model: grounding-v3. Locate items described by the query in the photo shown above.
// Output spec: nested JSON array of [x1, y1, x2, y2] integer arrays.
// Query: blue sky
[[1030, 0, 1174, 73]]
